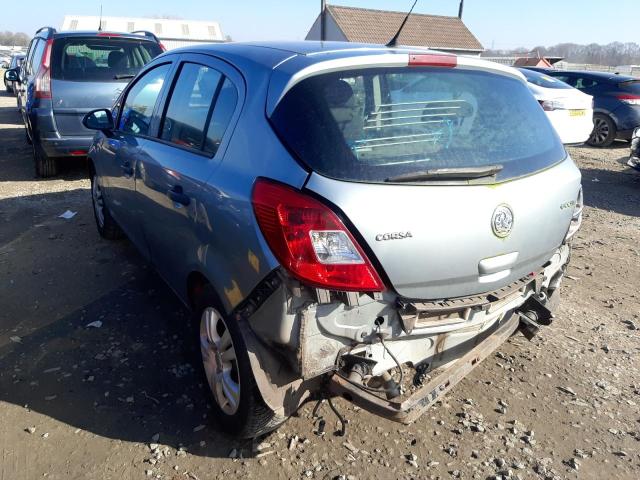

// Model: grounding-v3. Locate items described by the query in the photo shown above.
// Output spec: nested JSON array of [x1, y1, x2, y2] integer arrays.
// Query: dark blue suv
[[5, 27, 162, 176], [525, 68, 640, 147]]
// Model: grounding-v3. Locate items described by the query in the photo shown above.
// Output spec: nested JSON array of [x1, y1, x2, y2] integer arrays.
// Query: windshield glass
[[270, 67, 565, 183], [51, 37, 162, 82], [518, 68, 573, 89]]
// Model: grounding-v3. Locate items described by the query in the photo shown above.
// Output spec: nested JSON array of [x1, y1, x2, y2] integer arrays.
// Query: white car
[[518, 68, 593, 145]]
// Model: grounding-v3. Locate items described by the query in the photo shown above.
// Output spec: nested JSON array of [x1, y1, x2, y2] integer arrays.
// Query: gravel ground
[[1, 90, 639, 480]]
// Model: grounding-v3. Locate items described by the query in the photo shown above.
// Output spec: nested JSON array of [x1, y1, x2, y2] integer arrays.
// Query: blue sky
[[1, 0, 636, 49]]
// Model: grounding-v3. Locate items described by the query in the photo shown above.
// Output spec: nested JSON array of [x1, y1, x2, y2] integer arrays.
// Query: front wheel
[[196, 286, 285, 438], [588, 114, 616, 147]]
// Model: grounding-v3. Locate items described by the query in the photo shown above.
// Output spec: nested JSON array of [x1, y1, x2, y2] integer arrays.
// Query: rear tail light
[[565, 187, 583, 241], [538, 99, 568, 111], [34, 39, 53, 99], [252, 179, 384, 292], [616, 94, 640, 105], [408, 53, 457, 68], [159, 43, 167, 52]]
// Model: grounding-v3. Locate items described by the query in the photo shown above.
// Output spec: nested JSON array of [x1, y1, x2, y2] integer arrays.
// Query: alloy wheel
[[200, 307, 241, 415], [591, 117, 610, 145]]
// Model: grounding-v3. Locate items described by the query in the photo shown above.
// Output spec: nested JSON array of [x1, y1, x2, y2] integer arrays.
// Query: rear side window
[[204, 78, 238, 155], [119, 63, 171, 136], [573, 77, 599, 90], [50, 37, 162, 82], [270, 67, 566, 183], [159, 63, 238, 155], [28, 39, 46, 74], [160, 63, 221, 150], [619, 79, 640, 94]]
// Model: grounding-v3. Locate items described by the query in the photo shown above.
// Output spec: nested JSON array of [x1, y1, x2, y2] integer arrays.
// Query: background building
[[61, 15, 225, 50], [306, 5, 483, 56]]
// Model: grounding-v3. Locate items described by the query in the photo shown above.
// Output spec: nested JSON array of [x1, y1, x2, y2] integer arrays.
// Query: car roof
[[546, 70, 636, 83], [52, 31, 158, 41], [164, 40, 501, 70]]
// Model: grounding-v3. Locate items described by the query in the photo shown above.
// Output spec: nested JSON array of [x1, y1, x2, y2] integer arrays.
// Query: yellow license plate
[[569, 109, 586, 116]]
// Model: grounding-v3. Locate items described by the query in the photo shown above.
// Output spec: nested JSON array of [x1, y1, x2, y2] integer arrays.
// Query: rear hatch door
[[270, 59, 582, 299], [50, 36, 162, 136]]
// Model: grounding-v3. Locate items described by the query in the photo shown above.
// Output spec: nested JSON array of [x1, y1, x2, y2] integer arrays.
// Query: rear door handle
[[168, 185, 190, 207]]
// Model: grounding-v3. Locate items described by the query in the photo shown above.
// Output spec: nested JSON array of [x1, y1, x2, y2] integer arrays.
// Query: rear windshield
[[619, 79, 640, 94], [51, 37, 162, 82], [270, 67, 566, 183], [519, 68, 572, 89]]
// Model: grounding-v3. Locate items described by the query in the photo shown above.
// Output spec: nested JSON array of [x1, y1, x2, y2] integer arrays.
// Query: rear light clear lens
[[252, 179, 384, 292], [35, 68, 51, 99], [538, 99, 568, 111], [310, 230, 363, 265], [617, 94, 640, 105], [565, 187, 583, 241]]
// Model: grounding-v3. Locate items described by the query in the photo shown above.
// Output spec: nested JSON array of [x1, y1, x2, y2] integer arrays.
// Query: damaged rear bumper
[[328, 312, 520, 423], [240, 244, 570, 420]]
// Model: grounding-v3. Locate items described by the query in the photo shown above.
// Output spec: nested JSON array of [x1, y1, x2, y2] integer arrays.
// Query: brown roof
[[326, 5, 483, 52], [513, 57, 552, 67]]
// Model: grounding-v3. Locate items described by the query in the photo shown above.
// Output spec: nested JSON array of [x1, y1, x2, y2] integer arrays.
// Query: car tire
[[195, 284, 286, 439], [33, 142, 57, 177], [90, 172, 124, 240], [588, 114, 616, 147]]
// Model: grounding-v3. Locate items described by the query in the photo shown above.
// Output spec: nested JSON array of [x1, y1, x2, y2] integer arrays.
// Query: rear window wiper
[[113, 74, 135, 80], [385, 164, 504, 182]]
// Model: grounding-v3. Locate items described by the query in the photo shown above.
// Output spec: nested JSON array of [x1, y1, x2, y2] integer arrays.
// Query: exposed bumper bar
[[328, 313, 520, 424]]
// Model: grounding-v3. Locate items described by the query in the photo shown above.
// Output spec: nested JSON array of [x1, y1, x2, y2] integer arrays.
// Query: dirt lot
[[1, 90, 639, 480]]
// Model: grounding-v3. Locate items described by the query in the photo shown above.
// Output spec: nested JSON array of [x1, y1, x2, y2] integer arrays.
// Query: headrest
[[324, 79, 354, 107]]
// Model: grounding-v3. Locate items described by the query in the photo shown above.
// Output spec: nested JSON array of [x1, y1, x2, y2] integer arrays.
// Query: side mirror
[[83, 109, 115, 132], [4, 68, 19, 83]]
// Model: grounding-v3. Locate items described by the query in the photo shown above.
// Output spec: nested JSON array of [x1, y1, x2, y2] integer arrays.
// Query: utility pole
[[458, 0, 464, 19], [320, 0, 326, 41]]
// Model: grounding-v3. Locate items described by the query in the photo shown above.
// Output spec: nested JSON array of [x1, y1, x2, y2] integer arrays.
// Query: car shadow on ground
[[0, 188, 256, 459], [0, 272, 253, 459], [580, 162, 640, 218]]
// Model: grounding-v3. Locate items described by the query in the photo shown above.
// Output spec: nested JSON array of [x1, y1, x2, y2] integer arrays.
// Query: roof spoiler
[[35, 26, 57, 39], [130, 30, 161, 44]]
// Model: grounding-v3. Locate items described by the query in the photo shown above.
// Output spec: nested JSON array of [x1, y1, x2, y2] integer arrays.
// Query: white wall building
[[61, 15, 225, 50]]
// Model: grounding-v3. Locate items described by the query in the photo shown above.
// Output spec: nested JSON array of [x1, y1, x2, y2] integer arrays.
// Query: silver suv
[[83, 42, 583, 438]]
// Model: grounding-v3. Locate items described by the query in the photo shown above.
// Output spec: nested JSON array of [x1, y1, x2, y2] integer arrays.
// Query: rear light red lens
[[159, 43, 167, 52], [34, 39, 53, 99], [408, 53, 457, 68], [616, 94, 640, 105], [252, 179, 384, 292], [70, 150, 87, 156], [97, 32, 122, 37]]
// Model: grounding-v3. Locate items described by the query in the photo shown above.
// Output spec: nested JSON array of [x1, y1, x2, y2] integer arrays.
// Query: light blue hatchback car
[[84, 41, 583, 438]]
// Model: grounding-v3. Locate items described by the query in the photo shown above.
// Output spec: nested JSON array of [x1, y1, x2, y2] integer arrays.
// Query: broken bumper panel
[[328, 312, 520, 424], [242, 244, 570, 420]]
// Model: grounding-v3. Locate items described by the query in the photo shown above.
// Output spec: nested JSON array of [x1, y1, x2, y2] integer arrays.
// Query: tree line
[[0, 31, 30, 47], [483, 42, 640, 66]]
